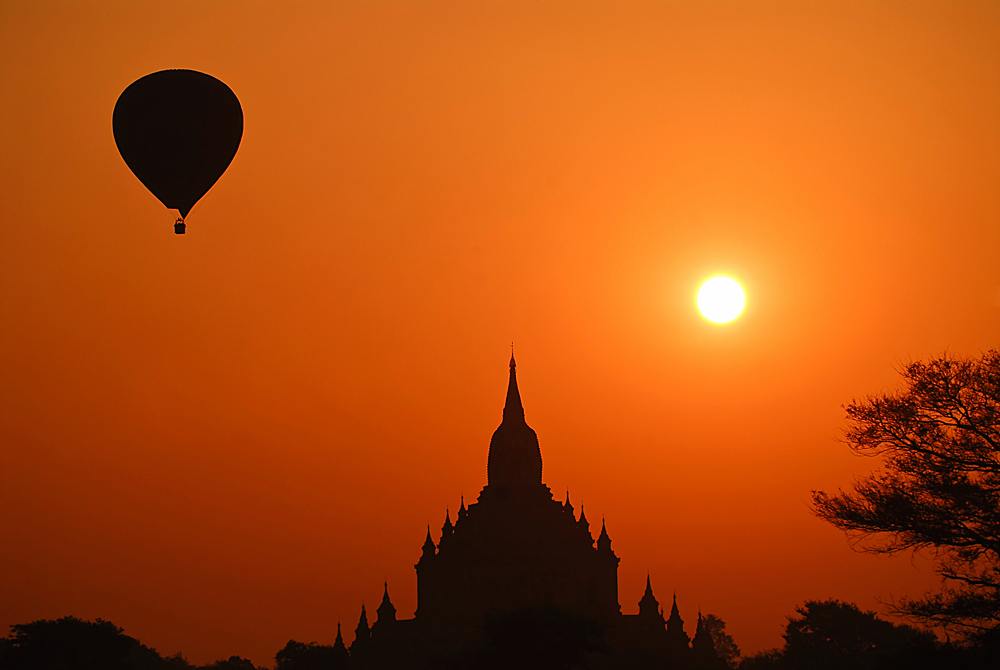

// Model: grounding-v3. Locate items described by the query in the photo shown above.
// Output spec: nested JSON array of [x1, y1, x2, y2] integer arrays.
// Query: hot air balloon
[[113, 70, 243, 234]]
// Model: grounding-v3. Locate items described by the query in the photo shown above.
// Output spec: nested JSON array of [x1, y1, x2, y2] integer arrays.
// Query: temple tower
[[486, 354, 543, 489], [414, 356, 621, 633], [666, 593, 691, 653]]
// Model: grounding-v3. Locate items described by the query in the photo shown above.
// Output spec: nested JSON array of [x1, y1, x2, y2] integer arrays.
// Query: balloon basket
[[174, 219, 186, 235]]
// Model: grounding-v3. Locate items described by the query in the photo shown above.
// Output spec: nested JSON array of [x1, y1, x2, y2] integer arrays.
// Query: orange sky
[[2, 0, 999, 665]]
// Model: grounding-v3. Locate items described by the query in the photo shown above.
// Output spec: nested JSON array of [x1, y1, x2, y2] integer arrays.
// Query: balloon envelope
[[113, 70, 243, 219]]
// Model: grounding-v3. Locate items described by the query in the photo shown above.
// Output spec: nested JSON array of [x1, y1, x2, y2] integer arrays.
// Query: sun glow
[[697, 277, 745, 323]]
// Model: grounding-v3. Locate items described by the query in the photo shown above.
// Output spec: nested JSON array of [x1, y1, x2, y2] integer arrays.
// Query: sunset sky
[[2, 1, 999, 666]]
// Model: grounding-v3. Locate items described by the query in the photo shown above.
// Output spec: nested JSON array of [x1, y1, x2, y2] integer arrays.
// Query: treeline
[[0, 617, 327, 670], [0, 618, 358, 670], [736, 600, 997, 670], [1, 600, 998, 670], [0, 617, 257, 670]]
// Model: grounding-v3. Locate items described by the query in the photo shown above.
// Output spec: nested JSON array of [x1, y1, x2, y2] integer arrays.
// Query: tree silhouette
[[700, 614, 740, 668], [782, 600, 935, 670], [735, 600, 939, 670], [813, 351, 1000, 639], [736, 648, 783, 670], [275, 640, 346, 670], [0, 616, 167, 670], [200, 657, 259, 670]]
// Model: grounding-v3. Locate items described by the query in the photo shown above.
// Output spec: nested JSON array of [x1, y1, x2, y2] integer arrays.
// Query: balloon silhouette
[[113, 70, 243, 234]]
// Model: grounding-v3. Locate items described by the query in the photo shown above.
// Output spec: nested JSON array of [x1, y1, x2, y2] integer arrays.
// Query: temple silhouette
[[340, 355, 726, 669]]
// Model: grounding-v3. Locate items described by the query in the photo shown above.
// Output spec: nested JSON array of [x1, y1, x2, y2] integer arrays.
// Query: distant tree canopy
[[782, 600, 935, 670], [737, 600, 937, 670], [701, 614, 740, 668], [200, 657, 259, 670], [275, 640, 346, 670], [0, 617, 164, 670], [0, 617, 262, 670], [812, 351, 1000, 639]]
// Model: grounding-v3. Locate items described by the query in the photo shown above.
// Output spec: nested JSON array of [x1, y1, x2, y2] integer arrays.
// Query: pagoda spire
[[331, 621, 349, 664], [503, 351, 524, 422], [442, 509, 454, 535], [376, 581, 396, 625], [666, 592, 690, 650], [352, 604, 371, 650], [597, 518, 613, 552], [578, 504, 591, 535], [671, 592, 680, 617], [692, 610, 723, 664], [420, 525, 436, 559], [487, 353, 543, 487], [333, 622, 347, 655], [638, 575, 662, 619]]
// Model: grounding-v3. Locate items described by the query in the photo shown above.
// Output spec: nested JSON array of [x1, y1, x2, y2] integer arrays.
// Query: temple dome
[[486, 354, 543, 487]]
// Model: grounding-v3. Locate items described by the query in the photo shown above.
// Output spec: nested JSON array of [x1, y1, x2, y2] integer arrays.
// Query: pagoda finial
[[503, 351, 523, 422], [597, 518, 612, 550], [579, 505, 591, 538], [421, 525, 436, 558], [442, 509, 454, 536], [333, 622, 347, 655], [354, 603, 370, 642], [376, 582, 396, 625], [487, 353, 542, 487], [692, 609, 717, 655], [665, 592, 689, 648], [639, 574, 661, 618], [597, 518, 616, 558]]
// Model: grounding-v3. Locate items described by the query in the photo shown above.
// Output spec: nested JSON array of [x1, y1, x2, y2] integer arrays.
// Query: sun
[[697, 277, 745, 323]]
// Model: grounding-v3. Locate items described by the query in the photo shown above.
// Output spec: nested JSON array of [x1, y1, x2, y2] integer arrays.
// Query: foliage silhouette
[[0, 616, 166, 670], [735, 600, 956, 670], [700, 614, 740, 668], [812, 351, 1000, 639], [781, 600, 935, 670], [735, 648, 784, 670], [275, 640, 347, 670], [200, 657, 259, 670], [0, 617, 268, 670]]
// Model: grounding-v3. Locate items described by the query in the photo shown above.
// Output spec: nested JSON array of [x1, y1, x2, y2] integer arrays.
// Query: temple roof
[[638, 575, 660, 614], [376, 582, 396, 623], [487, 354, 543, 488]]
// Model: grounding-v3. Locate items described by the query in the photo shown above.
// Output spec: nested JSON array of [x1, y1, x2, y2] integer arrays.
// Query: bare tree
[[812, 351, 1000, 638]]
